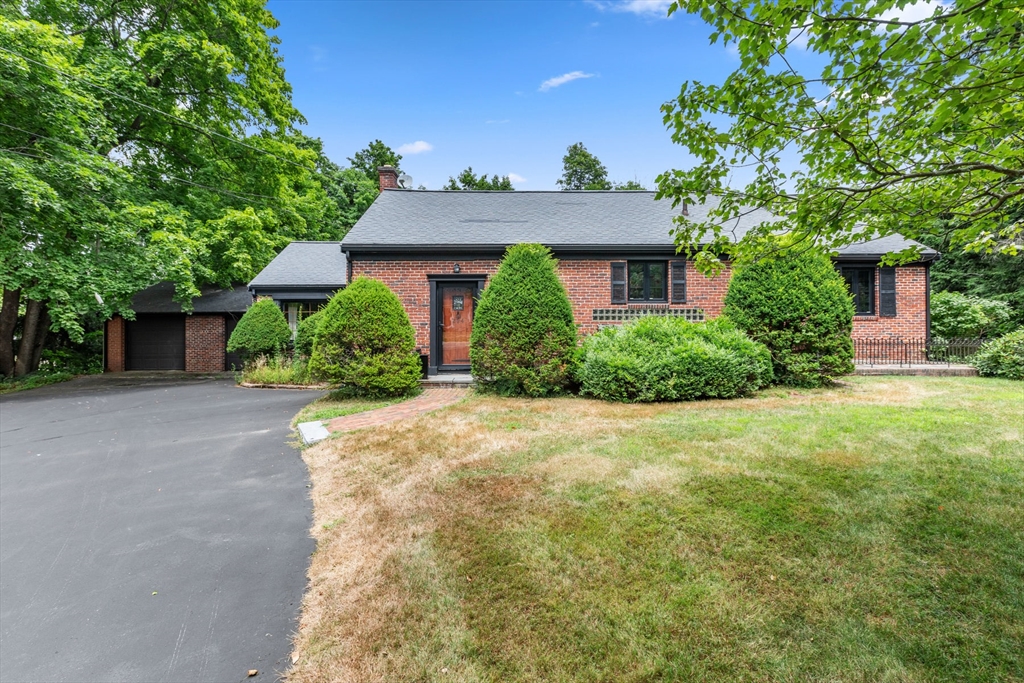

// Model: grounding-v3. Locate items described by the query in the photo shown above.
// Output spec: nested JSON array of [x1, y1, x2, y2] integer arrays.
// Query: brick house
[[240, 167, 937, 376], [326, 167, 936, 375], [104, 282, 250, 372]]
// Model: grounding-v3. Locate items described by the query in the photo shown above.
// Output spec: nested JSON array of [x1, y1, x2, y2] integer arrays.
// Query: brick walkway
[[327, 387, 470, 433]]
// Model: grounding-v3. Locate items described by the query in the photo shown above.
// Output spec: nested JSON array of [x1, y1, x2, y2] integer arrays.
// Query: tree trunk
[[14, 298, 44, 377], [29, 308, 50, 372], [0, 288, 19, 377]]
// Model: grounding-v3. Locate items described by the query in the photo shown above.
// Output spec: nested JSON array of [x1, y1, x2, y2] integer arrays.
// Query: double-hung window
[[841, 267, 875, 315], [627, 262, 667, 302]]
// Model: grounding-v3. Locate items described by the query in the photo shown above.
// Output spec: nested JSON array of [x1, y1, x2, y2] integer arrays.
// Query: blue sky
[[267, 0, 743, 190]]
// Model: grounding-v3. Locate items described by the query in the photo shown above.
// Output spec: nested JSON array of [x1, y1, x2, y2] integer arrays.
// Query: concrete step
[[421, 373, 475, 387]]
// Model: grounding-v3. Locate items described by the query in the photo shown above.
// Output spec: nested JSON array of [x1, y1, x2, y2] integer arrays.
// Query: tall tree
[[0, 3, 337, 376], [444, 167, 514, 191], [296, 134, 377, 235], [347, 140, 402, 180], [657, 0, 1024, 272], [613, 180, 647, 191], [557, 142, 611, 190]]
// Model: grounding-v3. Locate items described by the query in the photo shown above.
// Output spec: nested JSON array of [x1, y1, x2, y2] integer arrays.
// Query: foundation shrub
[[309, 277, 421, 397], [577, 316, 772, 402], [724, 252, 854, 387], [294, 309, 323, 358], [226, 298, 291, 362], [470, 243, 577, 396], [972, 329, 1024, 380]]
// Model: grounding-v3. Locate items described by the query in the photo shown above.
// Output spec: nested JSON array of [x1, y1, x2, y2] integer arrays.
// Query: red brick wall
[[849, 266, 929, 339], [351, 258, 727, 353], [351, 257, 928, 358], [185, 315, 226, 372], [105, 316, 125, 372], [557, 260, 730, 335]]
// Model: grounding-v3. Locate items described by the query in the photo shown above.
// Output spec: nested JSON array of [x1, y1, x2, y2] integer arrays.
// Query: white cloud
[[397, 140, 433, 155], [309, 45, 328, 62], [786, 27, 810, 50], [879, 0, 945, 23], [508, 173, 526, 184], [586, 0, 673, 17], [539, 71, 595, 92]]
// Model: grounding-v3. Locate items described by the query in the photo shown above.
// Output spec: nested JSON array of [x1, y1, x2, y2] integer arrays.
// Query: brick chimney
[[378, 165, 399, 192]]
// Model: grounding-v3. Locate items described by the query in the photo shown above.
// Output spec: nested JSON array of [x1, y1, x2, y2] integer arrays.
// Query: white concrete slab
[[297, 420, 330, 445]]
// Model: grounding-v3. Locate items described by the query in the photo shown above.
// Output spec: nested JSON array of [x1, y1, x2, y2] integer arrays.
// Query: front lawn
[[291, 377, 1024, 682]]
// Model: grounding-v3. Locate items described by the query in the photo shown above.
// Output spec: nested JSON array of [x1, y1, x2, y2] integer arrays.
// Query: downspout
[[925, 262, 932, 343]]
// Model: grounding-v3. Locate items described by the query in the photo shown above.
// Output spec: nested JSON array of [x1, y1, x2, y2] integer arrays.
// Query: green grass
[[291, 389, 403, 427], [293, 376, 1024, 683]]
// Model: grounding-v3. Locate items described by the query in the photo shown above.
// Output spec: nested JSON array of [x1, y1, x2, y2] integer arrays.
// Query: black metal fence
[[854, 337, 984, 366]]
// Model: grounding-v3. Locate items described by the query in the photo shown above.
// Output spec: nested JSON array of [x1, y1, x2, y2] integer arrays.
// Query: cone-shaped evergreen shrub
[[294, 309, 323, 358], [309, 277, 421, 397], [226, 298, 292, 361], [470, 243, 577, 396], [724, 251, 854, 387]]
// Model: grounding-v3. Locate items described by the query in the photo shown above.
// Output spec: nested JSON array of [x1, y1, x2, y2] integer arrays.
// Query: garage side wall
[[105, 316, 126, 372], [185, 315, 226, 372]]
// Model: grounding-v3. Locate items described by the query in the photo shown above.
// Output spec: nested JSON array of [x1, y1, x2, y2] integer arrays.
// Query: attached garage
[[125, 314, 186, 370], [105, 283, 252, 373]]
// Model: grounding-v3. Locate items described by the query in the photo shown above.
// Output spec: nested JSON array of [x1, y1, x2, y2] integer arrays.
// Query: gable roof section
[[249, 241, 348, 288], [342, 189, 937, 261], [132, 282, 252, 314]]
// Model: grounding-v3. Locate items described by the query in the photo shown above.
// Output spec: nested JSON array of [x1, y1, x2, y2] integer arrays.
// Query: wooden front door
[[440, 285, 474, 367]]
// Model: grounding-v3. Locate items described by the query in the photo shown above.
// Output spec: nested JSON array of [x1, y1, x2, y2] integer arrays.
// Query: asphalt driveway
[[0, 374, 321, 683]]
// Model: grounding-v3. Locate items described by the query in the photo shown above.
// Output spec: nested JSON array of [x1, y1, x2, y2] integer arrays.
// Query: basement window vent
[[592, 308, 705, 323]]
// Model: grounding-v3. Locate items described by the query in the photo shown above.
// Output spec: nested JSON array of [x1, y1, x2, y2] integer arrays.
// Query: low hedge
[[576, 316, 773, 403], [972, 329, 1024, 380]]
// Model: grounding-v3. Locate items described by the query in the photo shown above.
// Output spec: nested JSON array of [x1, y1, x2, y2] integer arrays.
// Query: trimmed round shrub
[[294, 309, 323, 358], [972, 328, 1024, 380], [308, 277, 421, 397], [227, 298, 292, 361], [577, 316, 773, 402], [931, 291, 1013, 339], [724, 252, 854, 387], [470, 243, 577, 396]]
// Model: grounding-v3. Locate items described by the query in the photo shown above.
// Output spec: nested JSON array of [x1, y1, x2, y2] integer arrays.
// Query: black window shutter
[[611, 262, 627, 304], [670, 261, 687, 303], [879, 267, 897, 317]]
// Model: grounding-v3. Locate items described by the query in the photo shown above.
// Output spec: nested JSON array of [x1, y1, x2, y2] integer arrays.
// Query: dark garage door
[[126, 315, 185, 370]]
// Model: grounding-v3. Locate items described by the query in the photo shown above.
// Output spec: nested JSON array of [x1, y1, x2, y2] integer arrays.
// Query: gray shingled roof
[[132, 282, 252, 314], [249, 241, 347, 287], [342, 189, 937, 259]]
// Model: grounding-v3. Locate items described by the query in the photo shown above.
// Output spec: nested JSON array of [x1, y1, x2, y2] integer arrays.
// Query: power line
[[0, 122, 297, 207], [0, 44, 316, 173]]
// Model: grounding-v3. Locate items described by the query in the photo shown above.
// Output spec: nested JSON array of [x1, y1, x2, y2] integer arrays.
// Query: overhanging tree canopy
[[658, 0, 1024, 272], [1, 2, 343, 376]]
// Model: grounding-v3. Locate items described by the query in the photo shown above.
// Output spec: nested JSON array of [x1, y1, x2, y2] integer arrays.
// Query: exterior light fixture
[[453, 263, 461, 273]]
